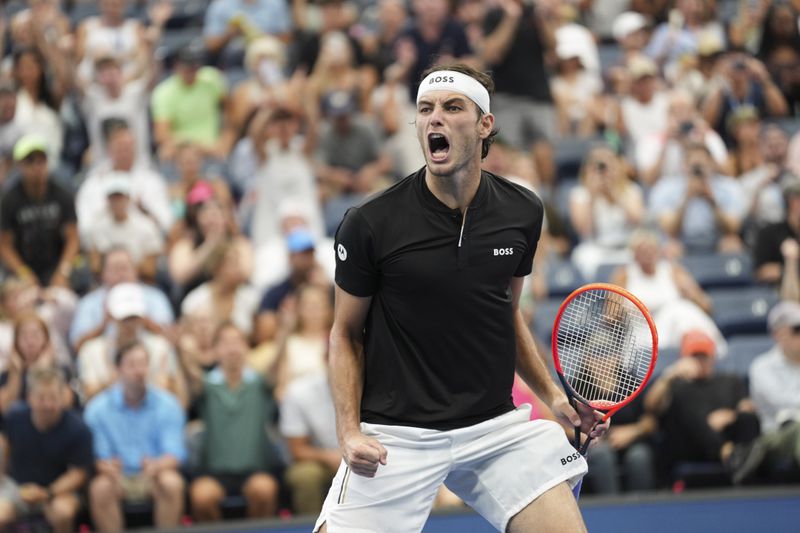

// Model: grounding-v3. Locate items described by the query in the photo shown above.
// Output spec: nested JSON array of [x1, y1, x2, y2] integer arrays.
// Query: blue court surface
[[148, 486, 800, 533]]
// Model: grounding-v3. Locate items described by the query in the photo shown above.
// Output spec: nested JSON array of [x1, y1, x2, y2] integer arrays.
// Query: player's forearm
[[513, 311, 563, 407], [329, 327, 366, 443]]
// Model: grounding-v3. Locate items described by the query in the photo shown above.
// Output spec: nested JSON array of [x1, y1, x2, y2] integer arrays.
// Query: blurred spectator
[[251, 200, 335, 294], [1, 368, 92, 533], [168, 192, 252, 299], [0, 277, 75, 370], [649, 143, 746, 254], [0, 83, 23, 187], [315, 89, 391, 234], [728, 0, 771, 54], [5, 0, 71, 58], [272, 284, 331, 399], [0, 135, 78, 289], [0, 313, 73, 414], [203, 0, 292, 61], [76, 123, 173, 237], [79, 54, 155, 170], [753, 178, 800, 286], [359, 0, 409, 84], [168, 143, 233, 226], [279, 366, 339, 515], [702, 51, 789, 146], [479, 0, 556, 184], [611, 229, 725, 353], [569, 145, 644, 280], [188, 323, 280, 522], [239, 106, 323, 247], [739, 122, 794, 234], [229, 36, 296, 133], [306, 32, 363, 116], [367, 62, 426, 180], [636, 88, 727, 186], [176, 308, 219, 399], [755, 2, 800, 63], [644, 0, 725, 71], [734, 301, 800, 483], [630, 0, 671, 25], [69, 247, 173, 352], [11, 46, 68, 164], [181, 242, 258, 337], [645, 330, 759, 480], [673, 33, 727, 104], [77, 283, 186, 405], [254, 227, 328, 346], [151, 43, 233, 161], [554, 3, 601, 85], [722, 105, 764, 177], [551, 41, 602, 138], [84, 176, 164, 283], [85, 341, 187, 532], [612, 11, 652, 64], [620, 54, 670, 150], [790, 130, 800, 178], [398, 0, 473, 102], [764, 44, 800, 116], [294, 0, 364, 75], [582, 394, 657, 495]]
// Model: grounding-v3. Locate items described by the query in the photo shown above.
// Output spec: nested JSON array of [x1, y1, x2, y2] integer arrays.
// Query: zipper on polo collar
[[458, 207, 468, 247]]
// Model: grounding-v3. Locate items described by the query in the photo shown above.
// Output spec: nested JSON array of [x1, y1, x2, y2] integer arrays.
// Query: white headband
[[417, 70, 490, 115]]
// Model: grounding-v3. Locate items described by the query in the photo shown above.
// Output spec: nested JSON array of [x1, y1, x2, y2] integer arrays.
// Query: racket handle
[[568, 397, 581, 450], [579, 435, 593, 456]]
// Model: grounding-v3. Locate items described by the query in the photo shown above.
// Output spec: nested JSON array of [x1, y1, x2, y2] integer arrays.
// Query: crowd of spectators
[[0, 0, 796, 529]]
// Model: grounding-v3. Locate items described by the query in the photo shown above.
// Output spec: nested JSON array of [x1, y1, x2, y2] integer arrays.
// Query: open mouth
[[428, 133, 450, 162]]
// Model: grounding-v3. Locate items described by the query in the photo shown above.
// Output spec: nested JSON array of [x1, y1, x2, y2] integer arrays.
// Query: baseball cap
[[104, 173, 131, 196], [680, 329, 716, 357], [13, 134, 48, 162], [107, 282, 146, 320], [767, 301, 800, 331], [612, 12, 649, 42], [187, 181, 215, 206], [556, 41, 584, 62], [322, 90, 356, 118], [177, 41, 206, 66], [286, 227, 315, 253], [628, 55, 658, 80]]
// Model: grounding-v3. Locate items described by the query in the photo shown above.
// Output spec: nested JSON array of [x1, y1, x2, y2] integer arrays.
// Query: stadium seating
[[545, 258, 585, 298], [531, 297, 563, 346], [716, 334, 774, 378], [681, 252, 754, 289], [709, 286, 779, 337]]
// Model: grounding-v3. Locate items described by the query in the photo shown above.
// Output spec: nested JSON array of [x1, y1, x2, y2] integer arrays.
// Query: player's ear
[[478, 112, 494, 140]]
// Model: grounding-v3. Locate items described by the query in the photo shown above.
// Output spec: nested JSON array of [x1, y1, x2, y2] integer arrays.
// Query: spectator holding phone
[[702, 51, 789, 146], [650, 143, 746, 255]]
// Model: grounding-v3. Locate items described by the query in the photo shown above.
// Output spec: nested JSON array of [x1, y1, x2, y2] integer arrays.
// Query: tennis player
[[315, 64, 606, 533]]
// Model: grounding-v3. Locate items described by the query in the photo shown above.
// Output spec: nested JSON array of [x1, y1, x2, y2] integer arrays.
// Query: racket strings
[[556, 289, 653, 406]]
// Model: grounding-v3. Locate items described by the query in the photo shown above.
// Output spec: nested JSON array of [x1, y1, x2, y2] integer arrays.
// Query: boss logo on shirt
[[493, 248, 514, 256], [560, 452, 582, 466]]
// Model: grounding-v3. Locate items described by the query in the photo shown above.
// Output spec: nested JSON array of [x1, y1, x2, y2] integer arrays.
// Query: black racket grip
[[569, 397, 581, 450]]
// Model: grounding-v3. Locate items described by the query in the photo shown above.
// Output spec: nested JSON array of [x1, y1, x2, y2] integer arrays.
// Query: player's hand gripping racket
[[552, 283, 658, 456]]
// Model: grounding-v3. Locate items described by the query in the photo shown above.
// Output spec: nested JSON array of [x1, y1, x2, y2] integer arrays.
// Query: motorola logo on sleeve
[[337, 244, 348, 261]]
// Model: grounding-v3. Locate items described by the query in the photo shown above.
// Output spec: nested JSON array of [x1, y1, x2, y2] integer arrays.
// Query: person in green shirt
[[151, 42, 234, 162], [188, 322, 281, 522]]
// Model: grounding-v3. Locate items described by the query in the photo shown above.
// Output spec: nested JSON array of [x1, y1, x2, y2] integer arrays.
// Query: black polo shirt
[[334, 169, 543, 430]]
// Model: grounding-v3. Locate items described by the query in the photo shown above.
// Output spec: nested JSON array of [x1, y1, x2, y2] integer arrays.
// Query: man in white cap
[[316, 63, 605, 533], [84, 175, 165, 283], [612, 11, 650, 63], [77, 282, 186, 406]]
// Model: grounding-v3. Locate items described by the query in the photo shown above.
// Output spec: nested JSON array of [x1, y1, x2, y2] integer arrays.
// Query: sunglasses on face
[[791, 324, 800, 335]]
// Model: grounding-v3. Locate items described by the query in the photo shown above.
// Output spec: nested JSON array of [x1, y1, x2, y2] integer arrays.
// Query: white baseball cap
[[107, 282, 146, 320], [612, 12, 649, 41]]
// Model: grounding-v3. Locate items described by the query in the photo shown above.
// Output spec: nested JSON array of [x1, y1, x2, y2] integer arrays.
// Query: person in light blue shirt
[[203, 0, 292, 57], [84, 341, 186, 532], [69, 247, 174, 351], [650, 143, 746, 254]]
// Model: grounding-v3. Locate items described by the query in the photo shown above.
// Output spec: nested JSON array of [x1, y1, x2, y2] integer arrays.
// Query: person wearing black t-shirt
[[480, 0, 558, 184], [0, 135, 78, 288], [0, 368, 93, 533], [314, 64, 605, 533]]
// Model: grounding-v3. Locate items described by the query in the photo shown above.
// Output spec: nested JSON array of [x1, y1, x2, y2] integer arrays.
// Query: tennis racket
[[551, 283, 658, 457]]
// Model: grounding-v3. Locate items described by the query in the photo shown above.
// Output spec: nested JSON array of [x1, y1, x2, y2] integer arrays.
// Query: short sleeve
[[514, 197, 544, 278], [59, 187, 77, 224], [334, 208, 379, 297], [279, 383, 310, 439], [151, 81, 175, 122], [0, 191, 16, 232], [67, 417, 95, 472]]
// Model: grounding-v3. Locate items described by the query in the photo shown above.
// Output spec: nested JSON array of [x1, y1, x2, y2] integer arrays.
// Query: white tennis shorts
[[313, 404, 587, 533]]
